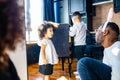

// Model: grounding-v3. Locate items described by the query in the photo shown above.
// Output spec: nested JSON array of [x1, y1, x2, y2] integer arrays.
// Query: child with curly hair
[[38, 23, 59, 80]]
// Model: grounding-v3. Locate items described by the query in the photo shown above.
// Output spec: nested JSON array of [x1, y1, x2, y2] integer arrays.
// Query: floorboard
[[28, 59, 78, 80]]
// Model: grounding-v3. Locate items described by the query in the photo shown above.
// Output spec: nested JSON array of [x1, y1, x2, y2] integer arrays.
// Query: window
[[25, 0, 44, 42], [69, 0, 85, 14]]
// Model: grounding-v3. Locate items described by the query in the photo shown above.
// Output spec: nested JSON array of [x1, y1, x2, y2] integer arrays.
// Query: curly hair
[[38, 23, 54, 39], [0, 0, 24, 71]]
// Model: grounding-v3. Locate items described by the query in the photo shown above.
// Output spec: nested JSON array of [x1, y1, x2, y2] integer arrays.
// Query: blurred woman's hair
[[0, 0, 24, 71]]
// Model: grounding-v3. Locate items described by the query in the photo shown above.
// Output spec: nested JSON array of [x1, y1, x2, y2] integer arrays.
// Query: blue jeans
[[77, 57, 111, 80]]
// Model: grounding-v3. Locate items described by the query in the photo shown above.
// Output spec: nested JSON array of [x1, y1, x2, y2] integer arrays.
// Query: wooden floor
[[28, 59, 78, 80]]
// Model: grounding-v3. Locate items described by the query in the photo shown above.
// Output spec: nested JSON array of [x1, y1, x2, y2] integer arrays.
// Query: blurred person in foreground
[[0, 0, 24, 80]]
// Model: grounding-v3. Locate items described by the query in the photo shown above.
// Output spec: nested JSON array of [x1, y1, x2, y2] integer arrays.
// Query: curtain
[[44, 0, 55, 21]]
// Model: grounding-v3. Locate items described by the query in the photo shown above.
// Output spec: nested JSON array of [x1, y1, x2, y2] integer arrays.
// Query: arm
[[111, 47, 120, 80], [69, 25, 77, 37], [41, 43, 48, 64], [69, 22, 87, 37], [44, 21, 59, 28]]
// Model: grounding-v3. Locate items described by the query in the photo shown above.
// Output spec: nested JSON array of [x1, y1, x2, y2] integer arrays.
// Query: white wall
[[7, 41, 28, 80]]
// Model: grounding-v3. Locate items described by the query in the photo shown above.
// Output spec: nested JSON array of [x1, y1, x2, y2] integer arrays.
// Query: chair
[[52, 24, 72, 77], [27, 43, 40, 65]]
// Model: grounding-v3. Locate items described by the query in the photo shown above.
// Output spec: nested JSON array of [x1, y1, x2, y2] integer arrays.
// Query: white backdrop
[[7, 41, 27, 80]]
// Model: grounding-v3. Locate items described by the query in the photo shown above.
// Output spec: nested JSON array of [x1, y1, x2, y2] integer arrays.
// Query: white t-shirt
[[103, 41, 120, 80], [69, 22, 87, 46], [38, 39, 58, 65]]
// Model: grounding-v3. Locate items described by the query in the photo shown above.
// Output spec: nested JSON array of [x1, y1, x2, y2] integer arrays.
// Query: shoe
[[73, 71, 79, 75], [76, 75, 80, 79]]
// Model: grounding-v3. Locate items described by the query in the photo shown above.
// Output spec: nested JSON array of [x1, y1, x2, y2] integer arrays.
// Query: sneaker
[[73, 71, 79, 75], [76, 75, 80, 79]]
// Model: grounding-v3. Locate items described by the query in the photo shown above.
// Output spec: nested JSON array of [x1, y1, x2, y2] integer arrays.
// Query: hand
[[44, 21, 59, 28]]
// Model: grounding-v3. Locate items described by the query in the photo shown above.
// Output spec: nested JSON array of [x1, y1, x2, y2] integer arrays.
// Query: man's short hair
[[72, 11, 81, 19], [107, 22, 119, 36]]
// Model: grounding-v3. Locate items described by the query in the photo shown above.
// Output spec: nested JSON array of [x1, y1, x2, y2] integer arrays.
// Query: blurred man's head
[[72, 11, 81, 23], [95, 22, 119, 47]]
